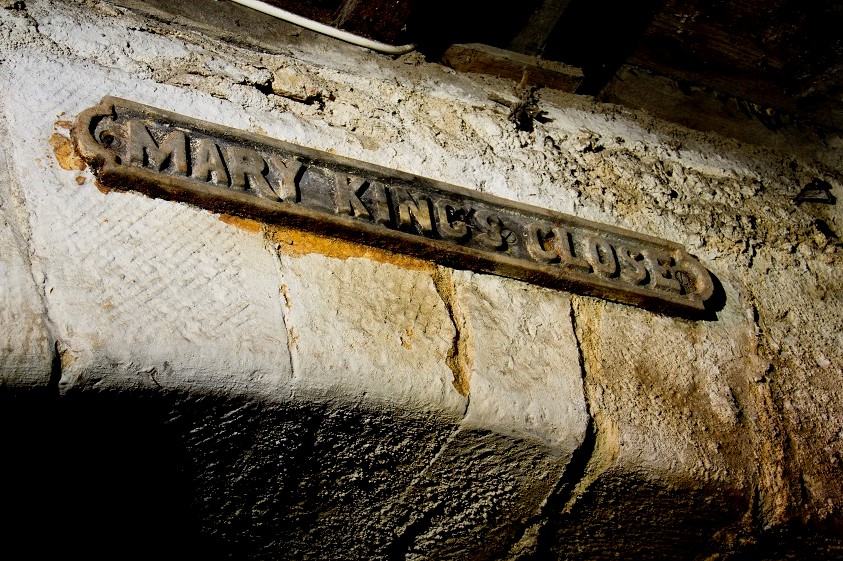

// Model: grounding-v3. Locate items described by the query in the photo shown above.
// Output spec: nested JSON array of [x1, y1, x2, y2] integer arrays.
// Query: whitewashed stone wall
[[0, 1, 841, 559]]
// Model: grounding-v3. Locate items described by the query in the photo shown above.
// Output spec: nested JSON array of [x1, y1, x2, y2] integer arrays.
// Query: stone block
[[0, 120, 54, 389], [541, 270, 769, 559], [384, 271, 589, 560], [275, 250, 466, 417], [0, 54, 292, 395], [746, 249, 843, 527], [452, 271, 588, 449]]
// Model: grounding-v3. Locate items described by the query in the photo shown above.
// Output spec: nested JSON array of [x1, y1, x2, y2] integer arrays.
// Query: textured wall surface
[[0, 1, 841, 559]]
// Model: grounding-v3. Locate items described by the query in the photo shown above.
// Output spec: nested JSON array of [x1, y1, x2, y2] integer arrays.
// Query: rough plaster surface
[[0, 52, 292, 395], [551, 281, 767, 559], [0, 118, 54, 388], [747, 252, 843, 526], [0, 0, 842, 559], [275, 252, 465, 417], [452, 270, 587, 450]]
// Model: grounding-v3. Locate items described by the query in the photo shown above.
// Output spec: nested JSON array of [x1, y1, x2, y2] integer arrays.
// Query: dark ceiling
[[262, 0, 843, 134]]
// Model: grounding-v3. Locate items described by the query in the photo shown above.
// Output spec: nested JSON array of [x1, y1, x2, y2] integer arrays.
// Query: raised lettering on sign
[[73, 97, 714, 317]]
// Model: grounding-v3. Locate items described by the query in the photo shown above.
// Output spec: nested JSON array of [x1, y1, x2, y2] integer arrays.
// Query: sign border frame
[[73, 96, 715, 318]]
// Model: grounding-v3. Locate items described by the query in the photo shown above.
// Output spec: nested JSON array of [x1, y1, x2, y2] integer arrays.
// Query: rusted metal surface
[[73, 97, 714, 316]]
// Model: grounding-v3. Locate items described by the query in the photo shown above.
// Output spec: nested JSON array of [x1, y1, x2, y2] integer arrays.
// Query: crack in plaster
[[430, 267, 472, 411], [558, 296, 614, 515], [515, 419, 598, 561], [508, 294, 601, 560], [47, 340, 62, 395], [740, 282, 800, 528], [384, 426, 463, 561], [264, 232, 298, 397], [0, 103, 60, 392], [386, 499, 451, 561]]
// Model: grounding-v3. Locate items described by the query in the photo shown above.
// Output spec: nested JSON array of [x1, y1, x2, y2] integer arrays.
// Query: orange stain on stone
[[49, 133, 86, 171], [59, 349, 76, 370], [219, 214, 264, 233], [266, 225, 434, 271], [94, 180, 112, 195]]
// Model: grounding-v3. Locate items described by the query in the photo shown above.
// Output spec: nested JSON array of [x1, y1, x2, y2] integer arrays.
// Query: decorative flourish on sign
[[795, 178, 836, 205], [73, 97, 714, 317]]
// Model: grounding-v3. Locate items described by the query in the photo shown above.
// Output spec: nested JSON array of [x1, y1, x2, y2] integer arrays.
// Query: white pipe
[[228, 0, 417, 55]]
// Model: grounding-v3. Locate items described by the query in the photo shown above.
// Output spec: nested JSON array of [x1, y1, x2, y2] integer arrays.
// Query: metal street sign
[[73, 96, 714, 316]]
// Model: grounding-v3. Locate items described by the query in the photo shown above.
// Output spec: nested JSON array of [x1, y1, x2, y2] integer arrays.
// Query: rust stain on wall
[[219, 213, 264, 233], [431, 267, 472, 397], [49, 132, 86, 171], [93, 180, 112, 195], [266, 224, 435, 272]]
